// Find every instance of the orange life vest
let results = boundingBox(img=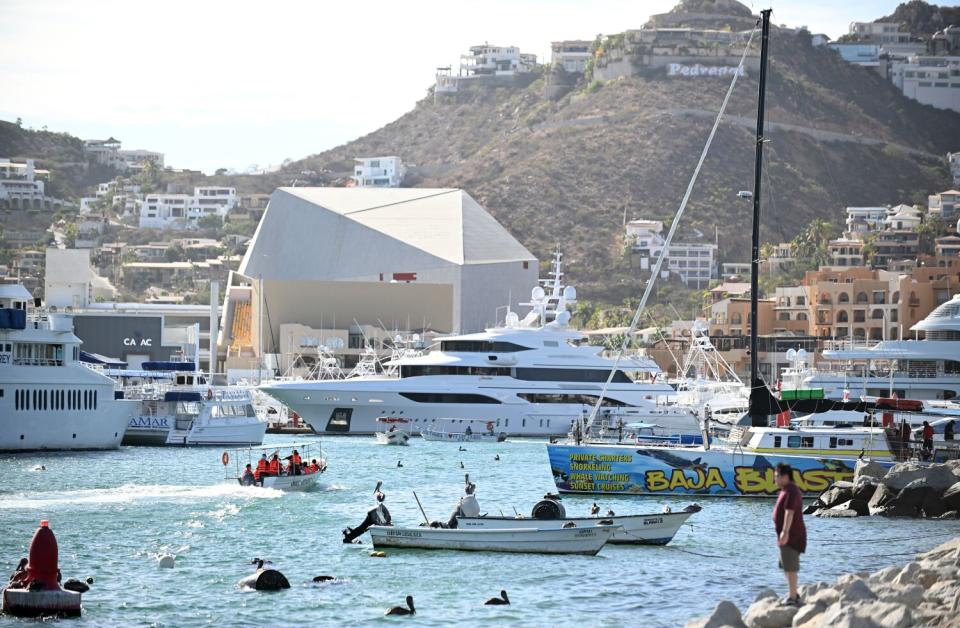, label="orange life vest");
[268,459,280,475]
[292,452,302,466]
